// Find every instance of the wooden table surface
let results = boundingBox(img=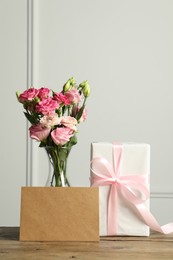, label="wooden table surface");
[0,227,173,260]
